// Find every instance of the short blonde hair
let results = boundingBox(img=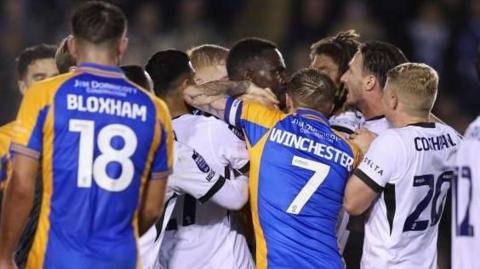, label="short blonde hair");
[187,44,229,69]
[386,63,438,115]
